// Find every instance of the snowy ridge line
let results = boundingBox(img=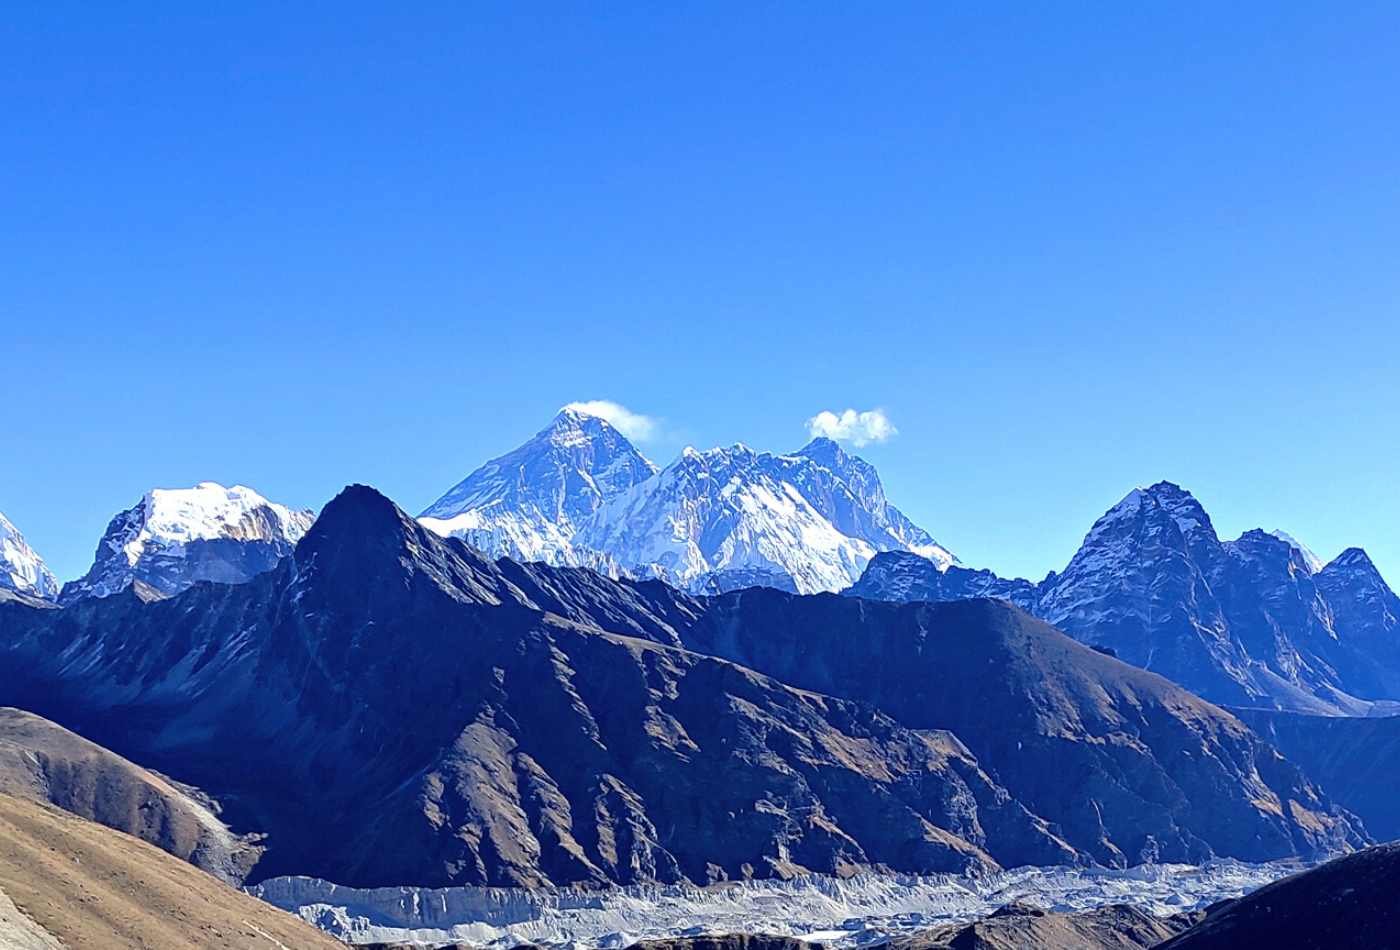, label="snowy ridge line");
[249,858,1311,948]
